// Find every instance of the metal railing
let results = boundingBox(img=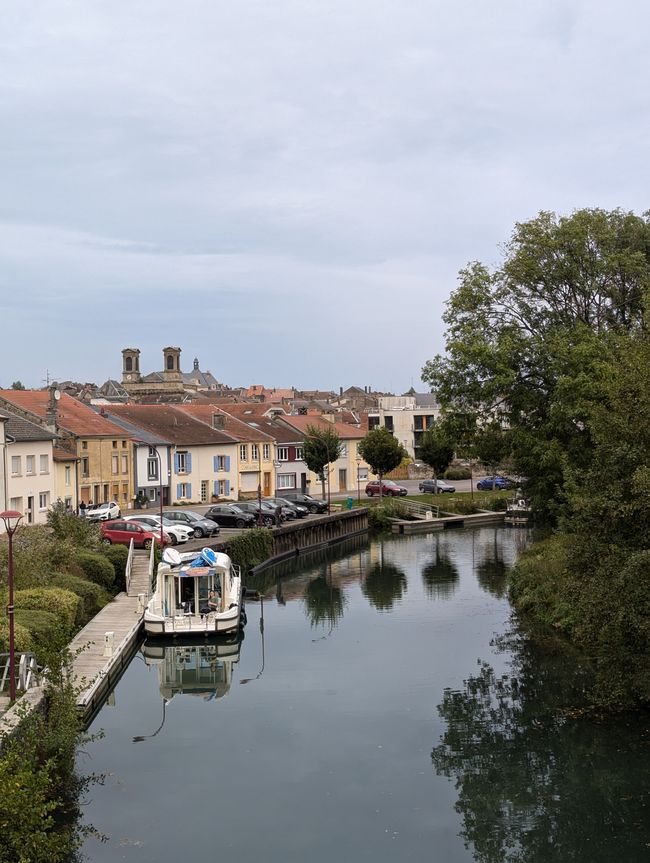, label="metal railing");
[148,539,156,594]
[399,499,440,519]
[125,538,135,594]
[0,652,40,694]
